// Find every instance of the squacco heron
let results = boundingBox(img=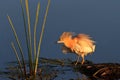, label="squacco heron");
[57,32,95,65]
